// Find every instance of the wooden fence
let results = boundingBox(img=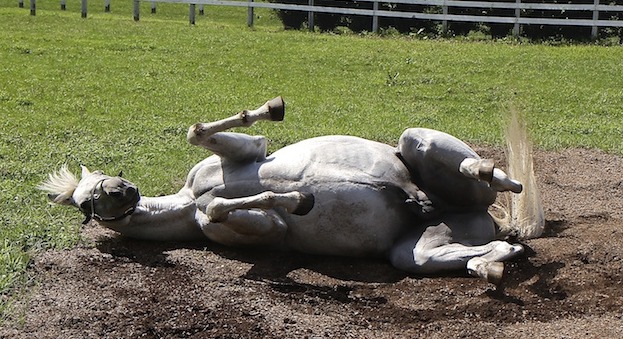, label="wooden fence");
[19,0,623,38]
